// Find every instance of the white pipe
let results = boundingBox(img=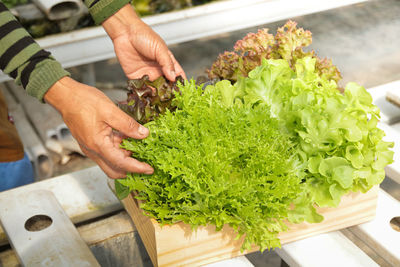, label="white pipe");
[56,123,70,140]
[28,145,54,180]
[32,0,81,20]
